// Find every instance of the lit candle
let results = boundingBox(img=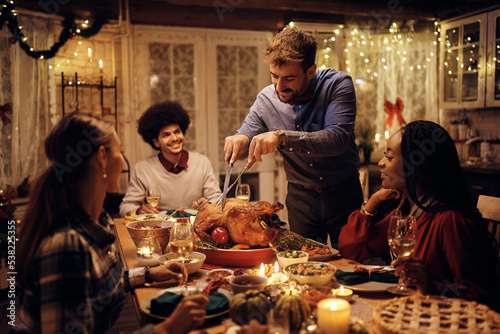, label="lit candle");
[317,298,351,334]
[98,59,103,69]
[87,47,92,59]
[333,285,353,302]
[260,263,265,277]
[268,261,282,284]
[384,130,390,140]
[375,133,380,144]
[136,246,159,266]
